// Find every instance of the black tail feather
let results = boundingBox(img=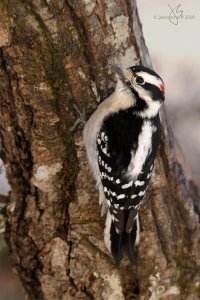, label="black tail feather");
[110,212,138,264]
[124,221,137,262]
[110,221,125,265]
